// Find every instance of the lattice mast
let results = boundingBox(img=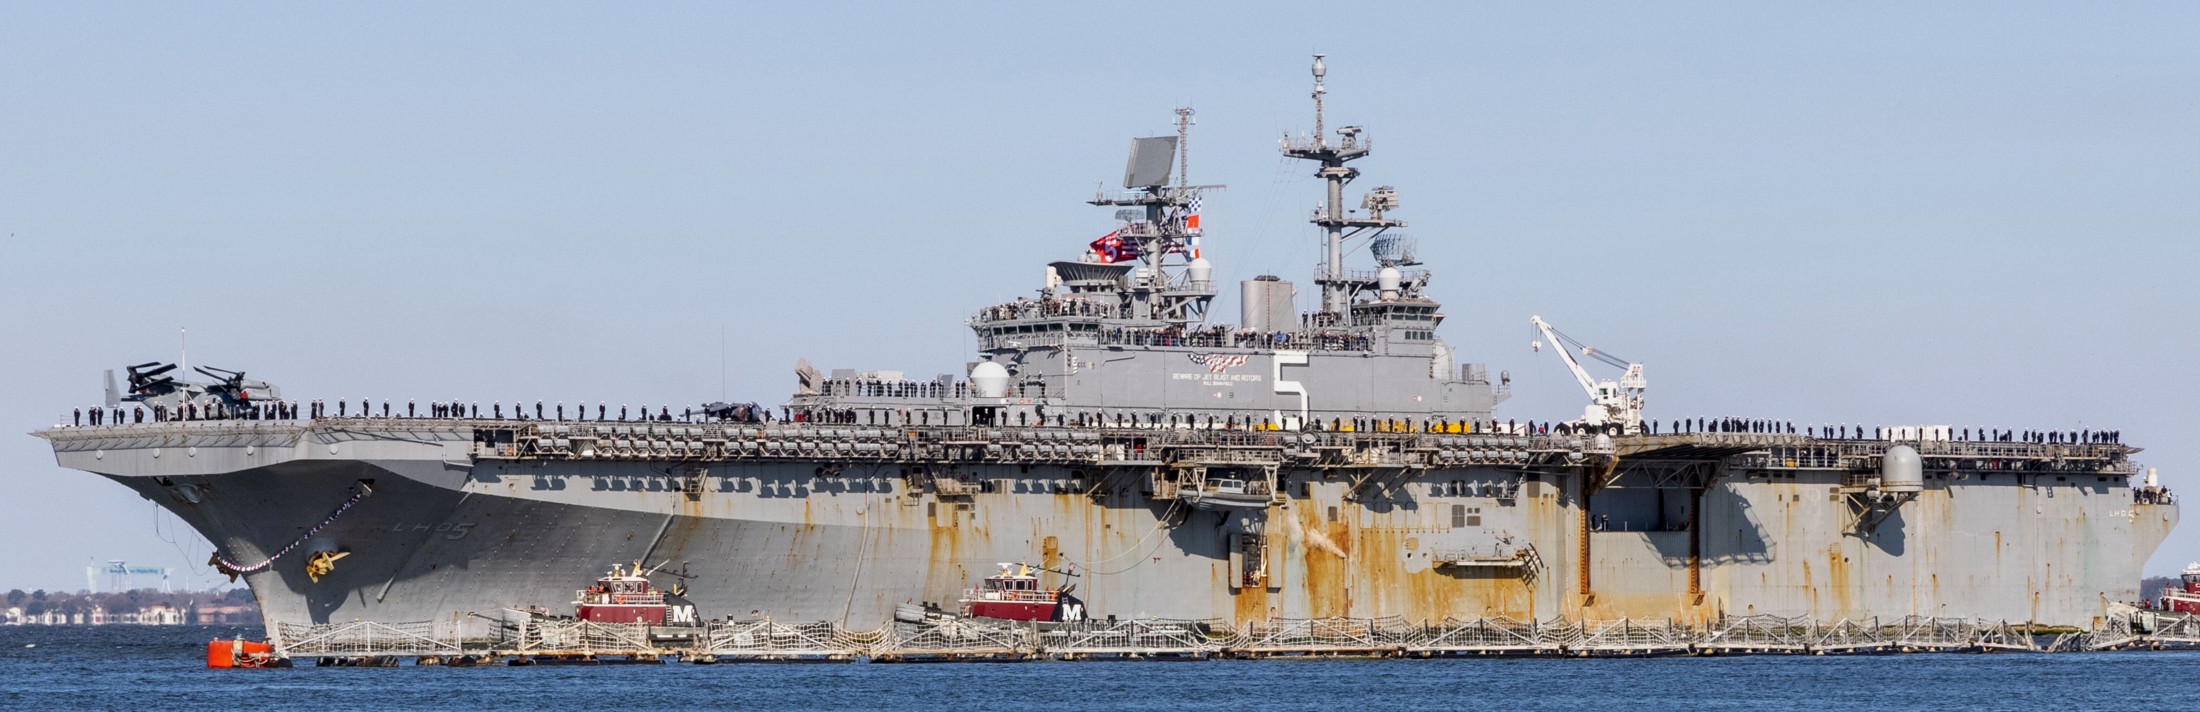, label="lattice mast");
[1088,107,1223,327]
